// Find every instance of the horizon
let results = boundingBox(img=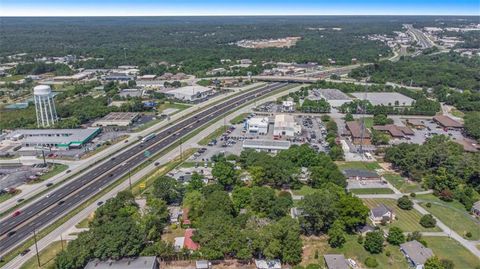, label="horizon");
[1,0,479,16]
